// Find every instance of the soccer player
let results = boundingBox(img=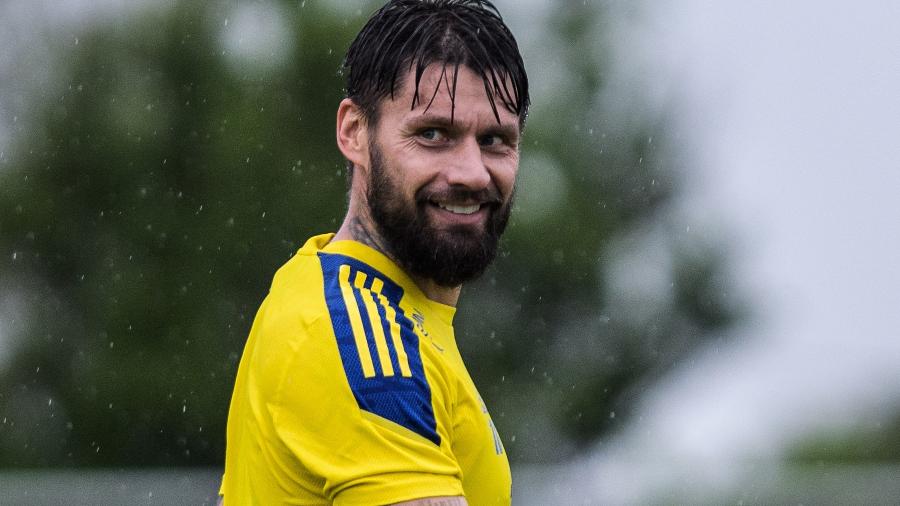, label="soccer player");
[219,1,529,504]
